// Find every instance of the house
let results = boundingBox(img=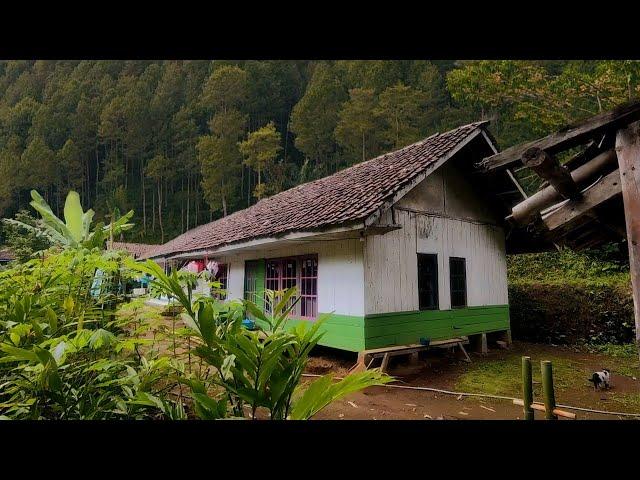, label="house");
[143,122,513,352]
[0,248,14,266]
[110,241,157,260]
